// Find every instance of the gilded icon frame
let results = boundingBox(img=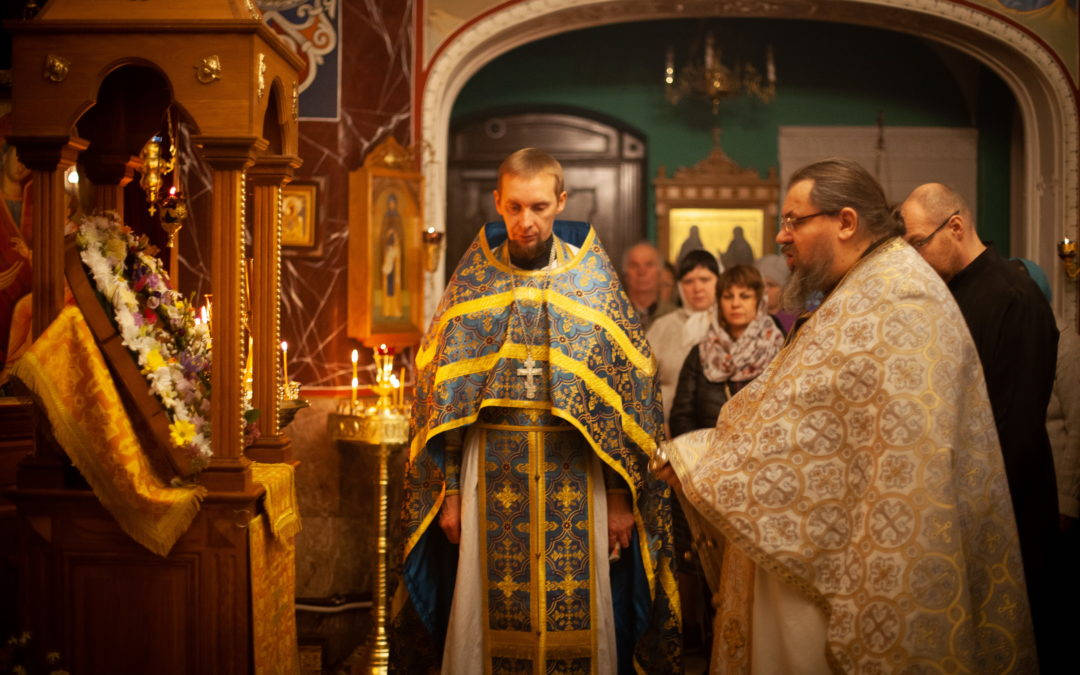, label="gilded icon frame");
[347,139,424,348]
